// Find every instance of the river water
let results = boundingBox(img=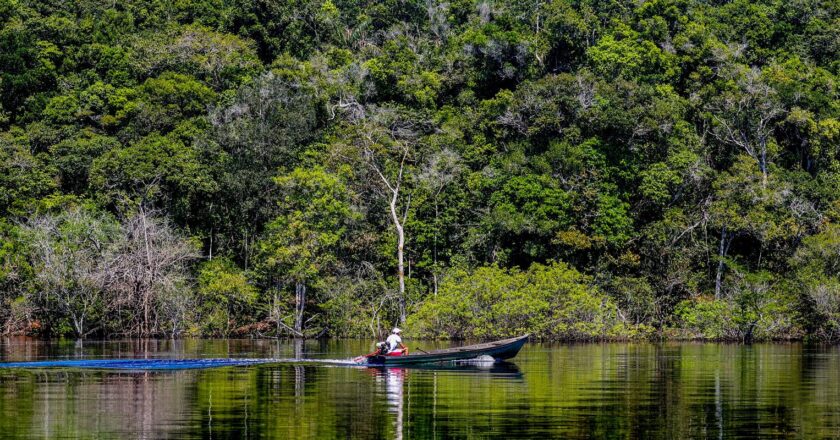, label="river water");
[1,338,839,439]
